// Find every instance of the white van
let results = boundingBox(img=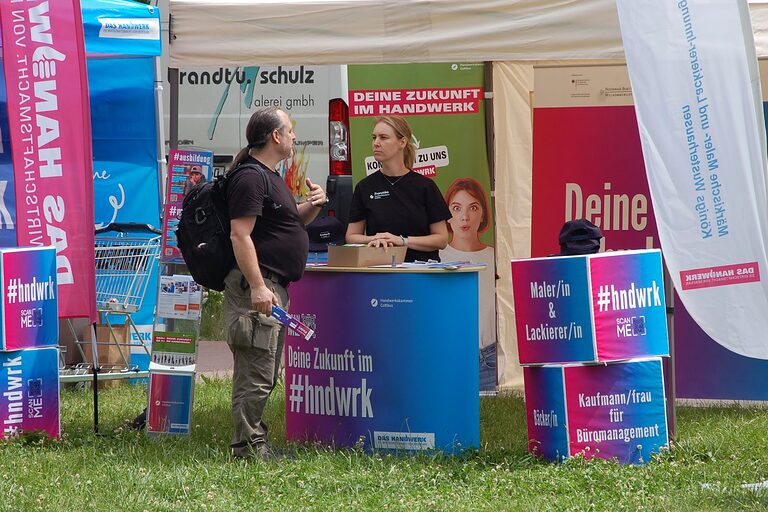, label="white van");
[156,0,351,198]
[155,0,352,227]
[168,64,348,184]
